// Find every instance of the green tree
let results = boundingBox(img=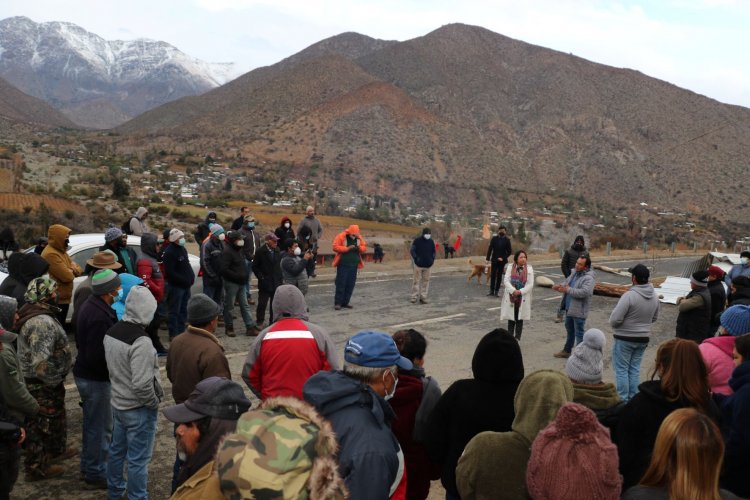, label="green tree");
[112,177,130,199]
